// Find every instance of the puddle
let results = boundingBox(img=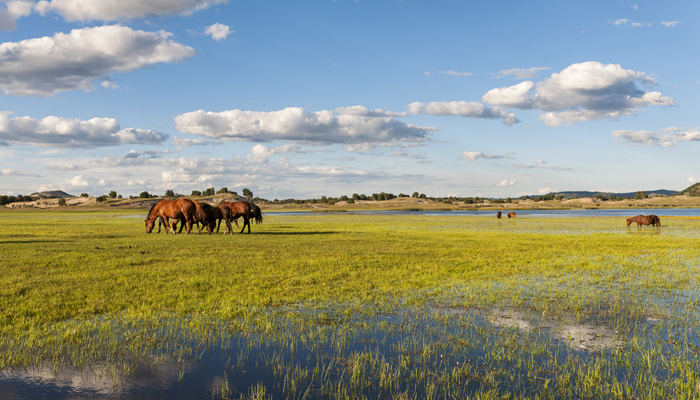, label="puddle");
[486,308,532,332]
[555,324,624,352]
